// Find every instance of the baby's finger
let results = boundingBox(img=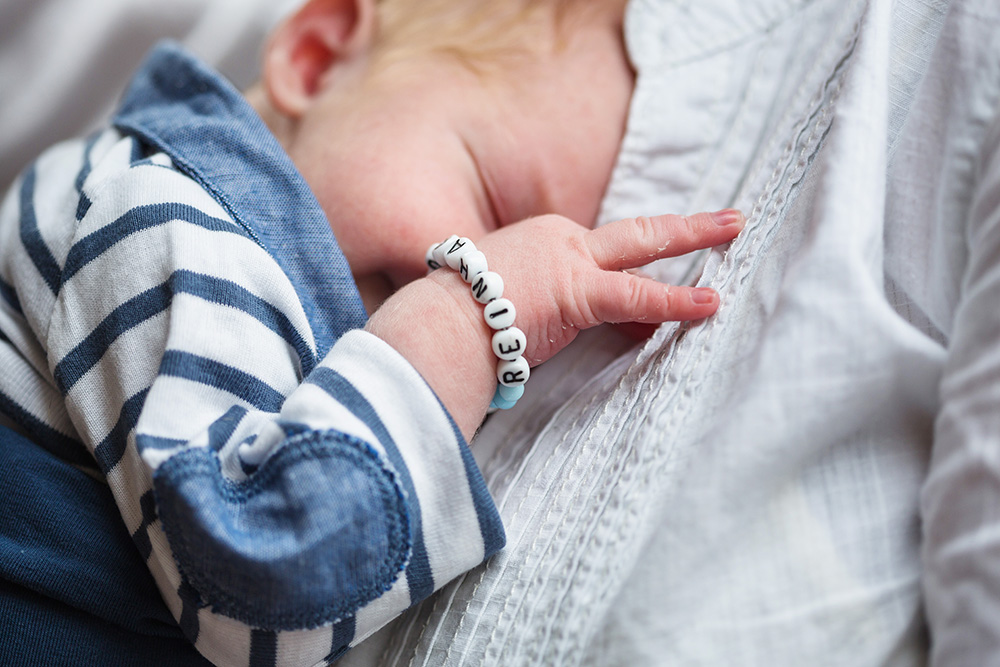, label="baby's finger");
[582,272,720,325]
[586,210,744,271]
